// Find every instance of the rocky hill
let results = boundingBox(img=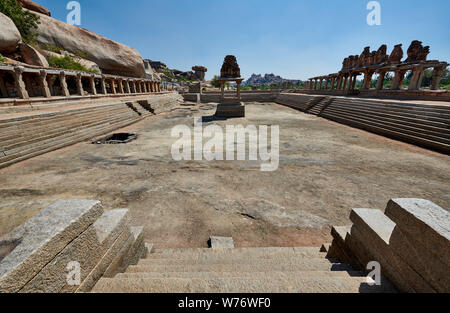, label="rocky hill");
[244,73,301,86]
